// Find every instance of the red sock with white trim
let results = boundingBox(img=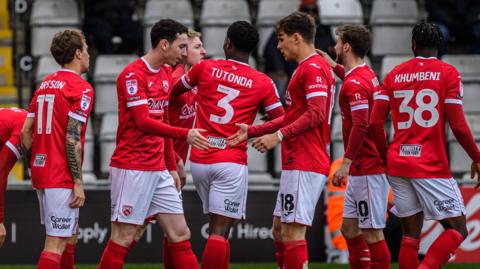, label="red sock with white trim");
[60,243,76,269]
[202,235,227,269]
[283,240,308,269]
[169,240,199,269]
[368,240,390,269]
[98,240,128,269]
[419,229,464,269]
[399,236,420,269]
[346,234,370,269]
[37,250,61,269]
